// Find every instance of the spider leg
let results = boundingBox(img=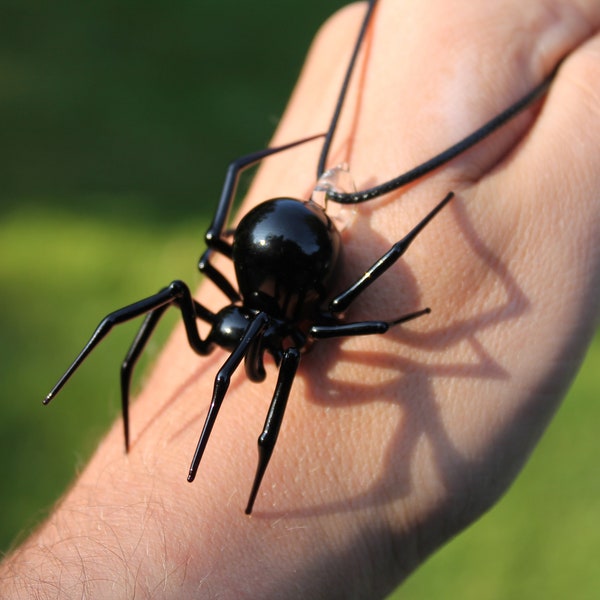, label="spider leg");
[118,297,216,451]
[330,191,454,314]
[245,346,301,515]
[44,281,216,440]
[199,134,324,301]
[317,0,377,178]
[310,307,431,339]
[187,312,270,483]
[120,307,168,451]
